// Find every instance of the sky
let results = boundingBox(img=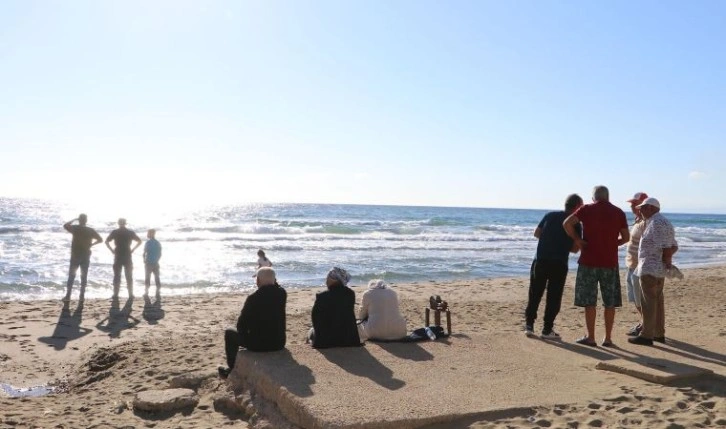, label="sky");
[1,0,725,213]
